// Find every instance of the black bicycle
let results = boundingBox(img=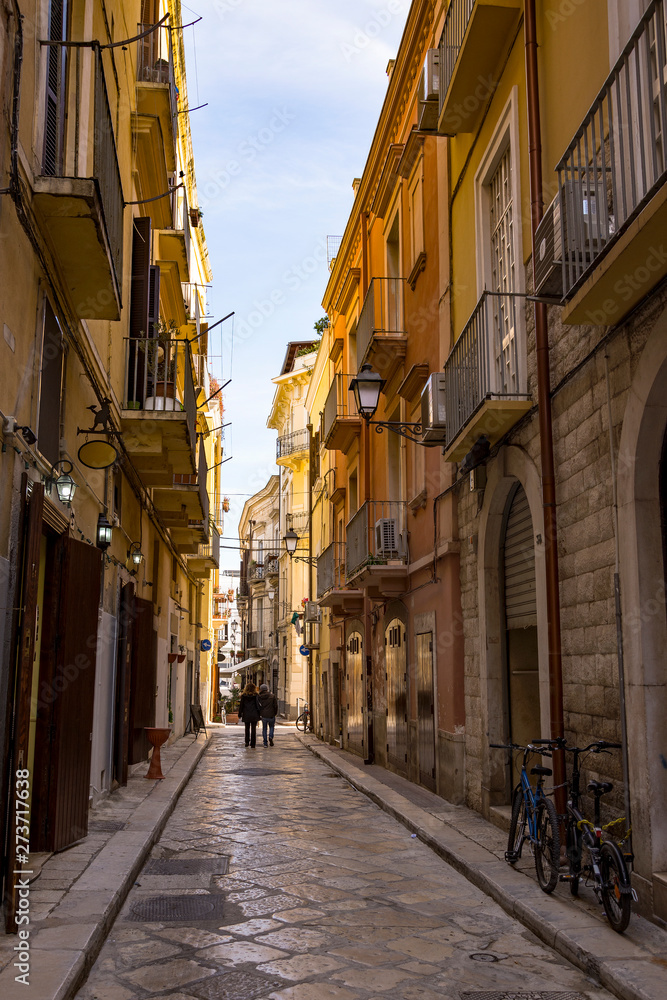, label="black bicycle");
[295,704,309,732]
[491,742,560,893]
[535,737,634,933]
